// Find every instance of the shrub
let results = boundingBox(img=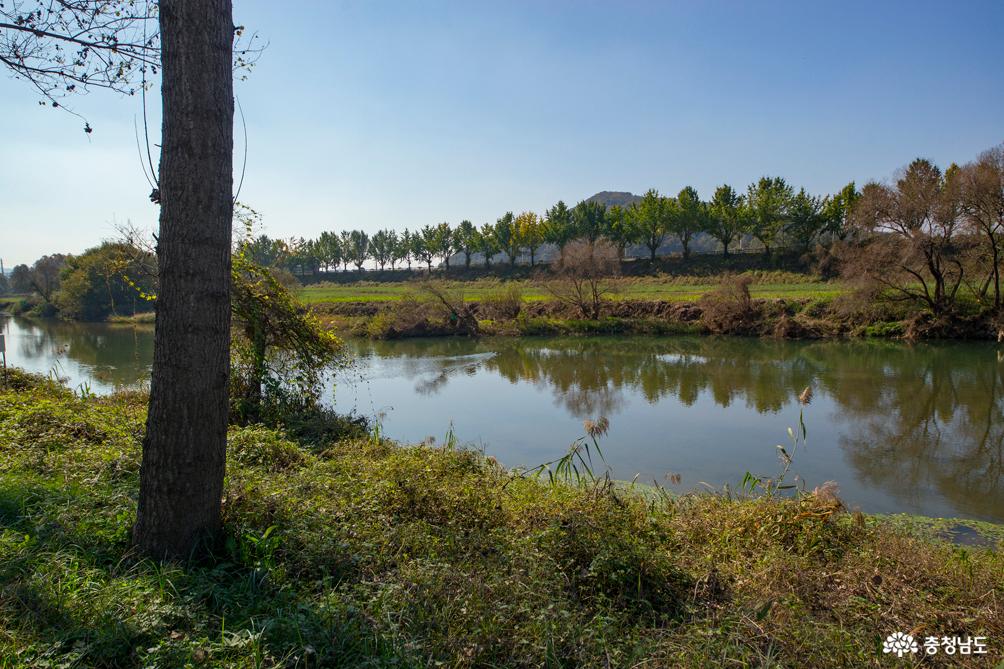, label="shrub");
[0,367,67,394]
[417,281,479,335]
[862,321,906,338]
[699,274,760,334]
[8,298,34,315]
[478,283,523,320]
[541,497,687,615]
[539,239,620,319]
[365,293,431,338]
[227,425,306,471]
[230,255,346,424]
